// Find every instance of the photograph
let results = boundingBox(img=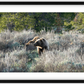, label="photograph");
[0,2,84,82]
[0,12,84,72]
